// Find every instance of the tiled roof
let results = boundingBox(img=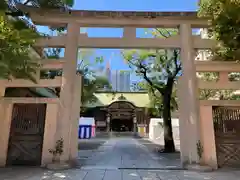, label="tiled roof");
[83,92,150,108]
